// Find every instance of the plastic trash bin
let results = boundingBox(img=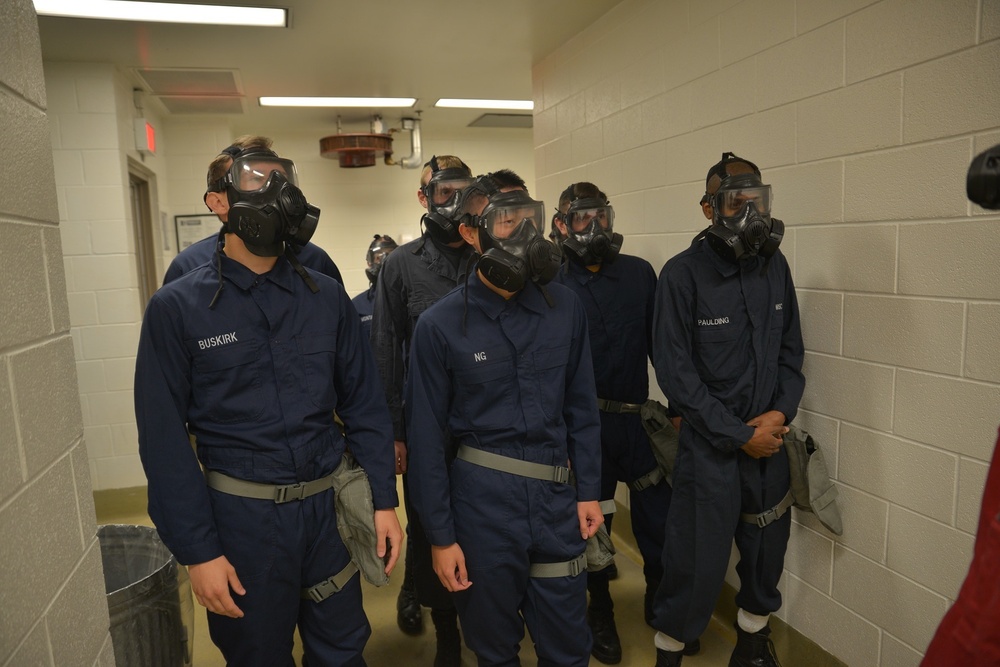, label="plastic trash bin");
[98,524,193,666]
